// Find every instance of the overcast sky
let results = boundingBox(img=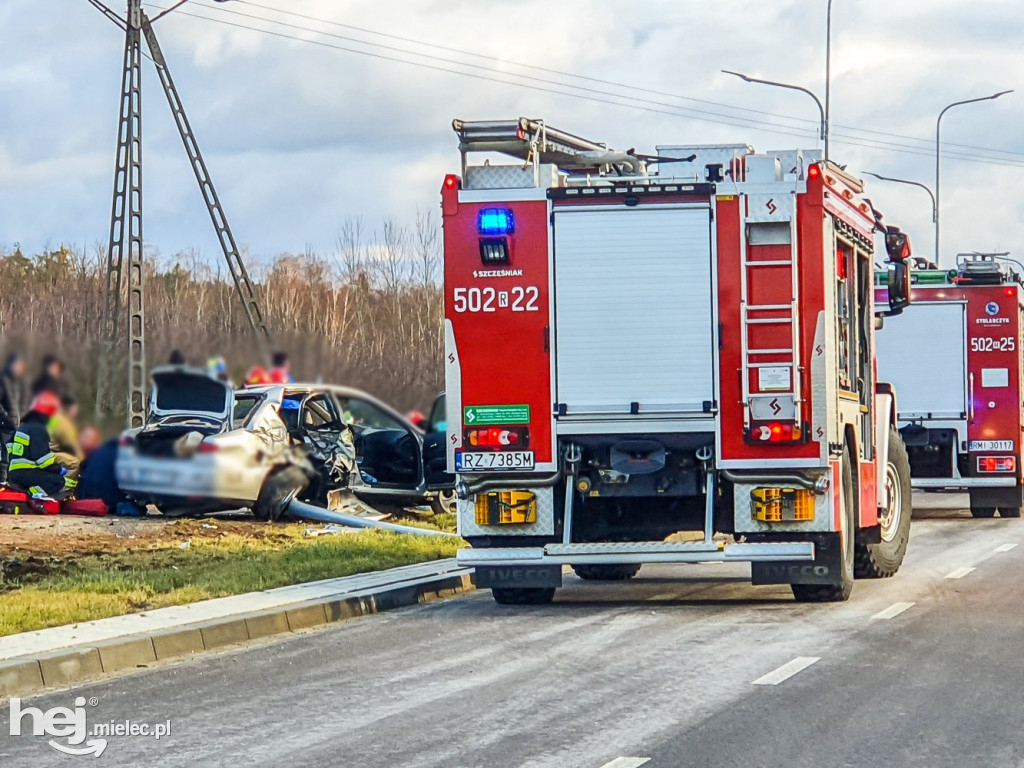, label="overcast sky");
[2,0,1022,269]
